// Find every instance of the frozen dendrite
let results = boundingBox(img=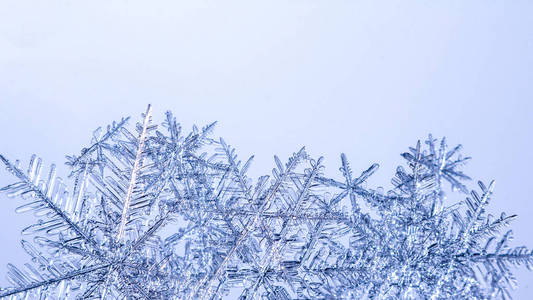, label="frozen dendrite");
[0,105,531,299]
